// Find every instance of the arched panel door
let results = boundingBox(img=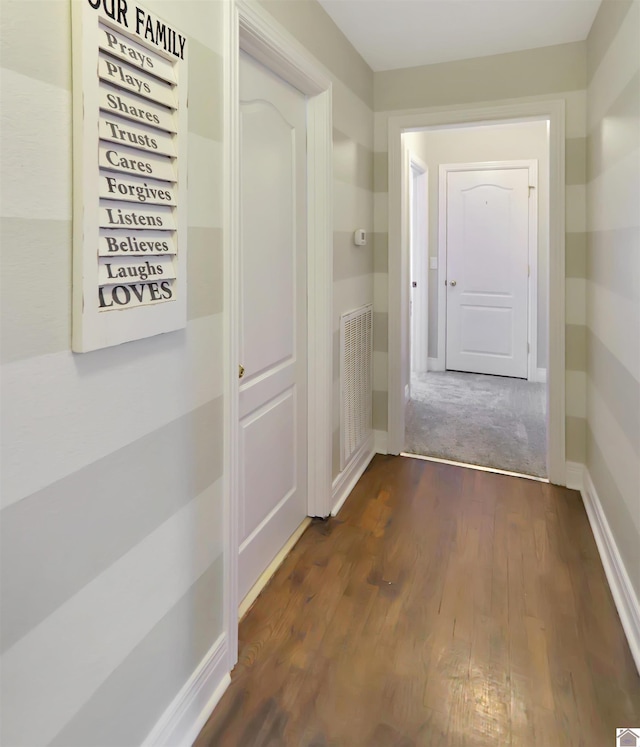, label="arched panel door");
[446,167,530,378]
[238,51,308,602]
